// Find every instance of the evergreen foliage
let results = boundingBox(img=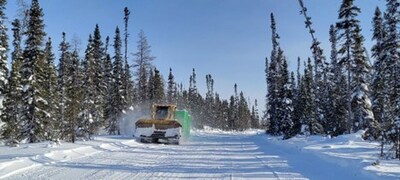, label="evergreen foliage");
[43,37,59,141]
[326,25,348,137]
[0,0,8,127]
[92,24,106,129]
[369,7,385,140]
[122,7,135,109]
[1,19,23,145]
[80,34,98,140]
[21,0,50,143]
[64,49,82,143]
[108,27,124,135]
[1,1,400,162]
[167,68,176,103]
